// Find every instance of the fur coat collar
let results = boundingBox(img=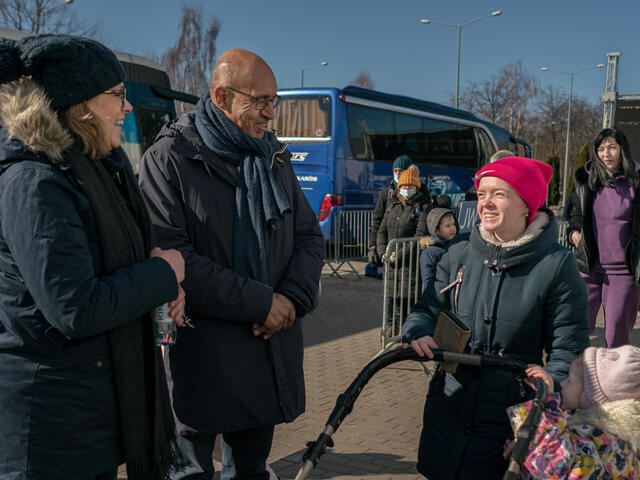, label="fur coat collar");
[479,210,550,248]
[568,398,640,451]
[0,78,73,162]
